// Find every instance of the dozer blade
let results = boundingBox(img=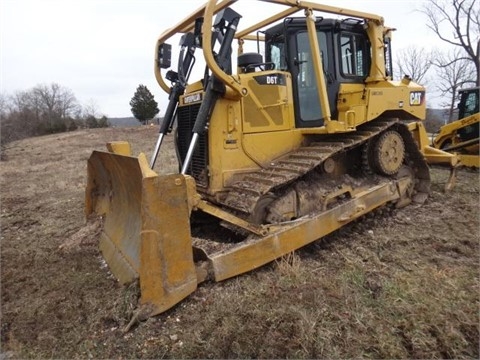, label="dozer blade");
[86,146,198,316]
